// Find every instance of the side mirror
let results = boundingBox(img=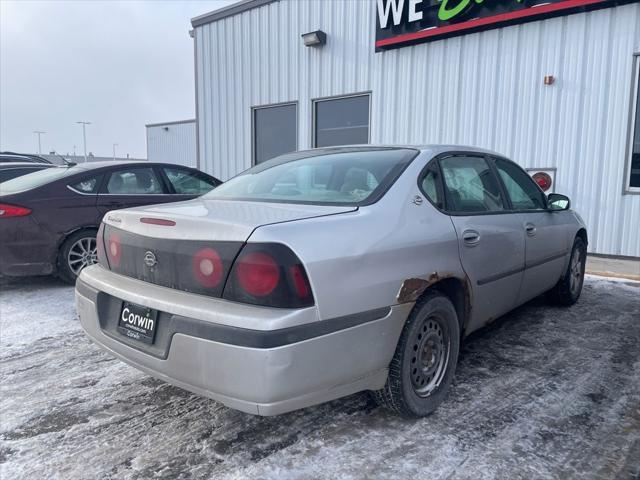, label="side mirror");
[547,193,571,211]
